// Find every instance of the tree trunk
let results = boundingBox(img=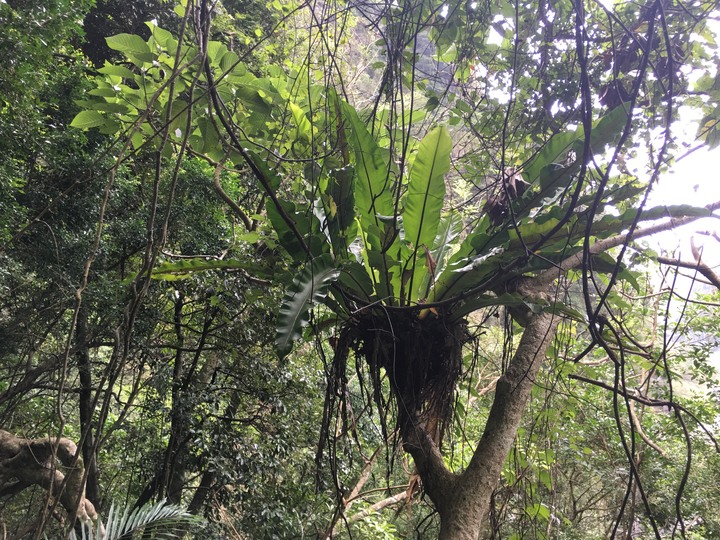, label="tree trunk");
[404,311,559,539]
[0,430,99,525]
[76,306,101,507]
